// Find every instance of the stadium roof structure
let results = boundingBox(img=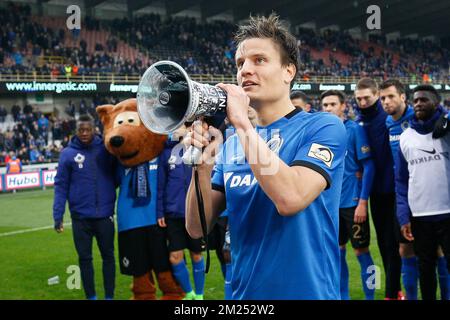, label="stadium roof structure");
[7,0,450,39]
